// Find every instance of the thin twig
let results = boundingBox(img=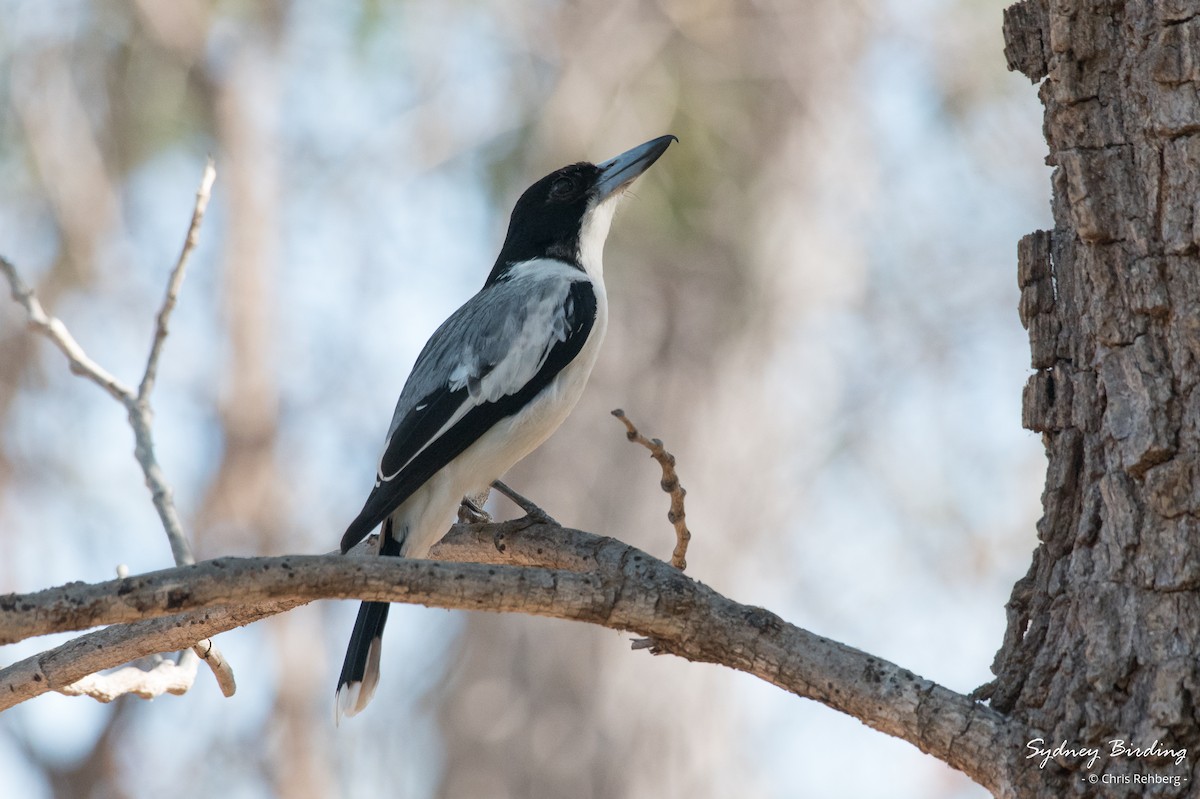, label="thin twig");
[139,156,216,403]
[127,411,193,565]
[130,158,213,567]
[0,160,235,700]
[190,636,237,697]
[0,256,135,403]
[611,409,691,571]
